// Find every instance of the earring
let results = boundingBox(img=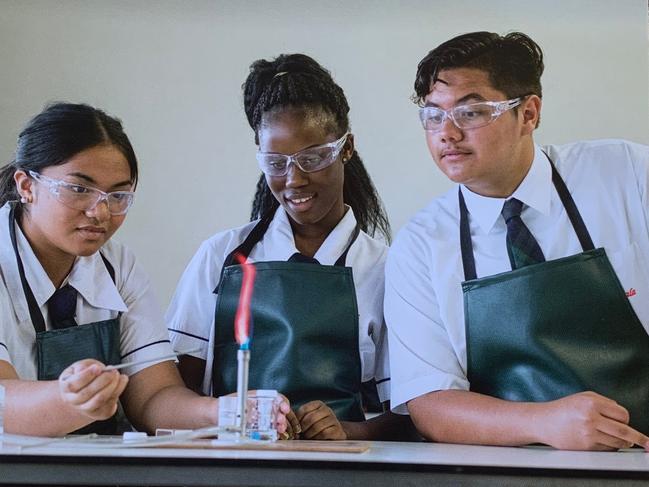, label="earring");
[20,195,32,204]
